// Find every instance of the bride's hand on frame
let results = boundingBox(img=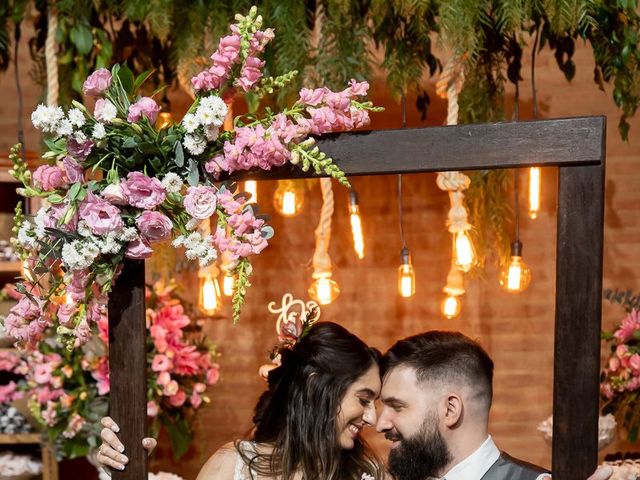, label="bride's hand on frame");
[96,416,157,471]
